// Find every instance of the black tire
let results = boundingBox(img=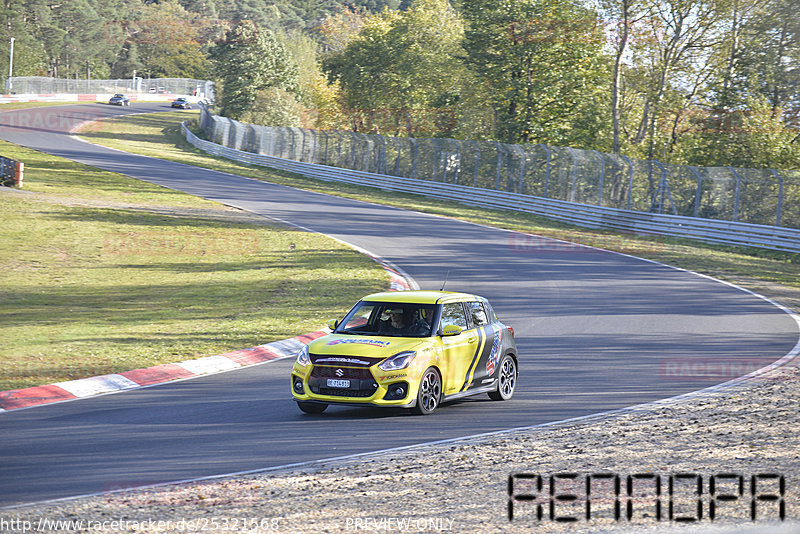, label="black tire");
[412,367,441,415]
[297,401,327,414]
[488,355,517,401]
